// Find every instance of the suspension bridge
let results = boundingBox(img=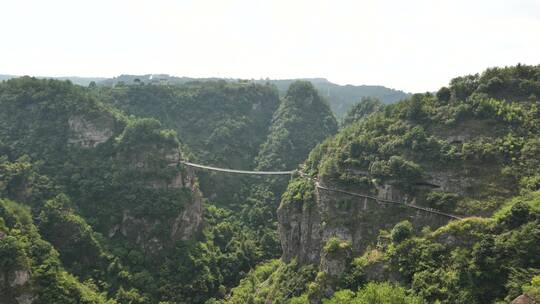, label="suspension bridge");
[181,161,462,220]
[180,161,295,175]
